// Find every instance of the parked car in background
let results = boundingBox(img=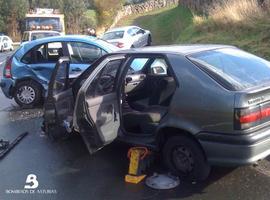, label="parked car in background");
[102,26,151,49]
[0,35,118,107]
[21,30,61,45]
[43,45,270,181]
[0,35,13,52]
